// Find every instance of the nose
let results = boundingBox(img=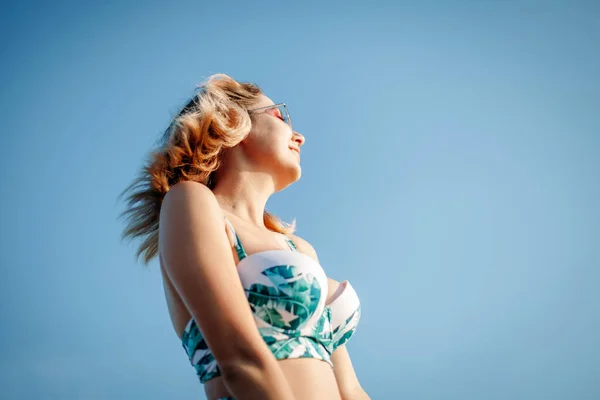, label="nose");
[292,131,305,147]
